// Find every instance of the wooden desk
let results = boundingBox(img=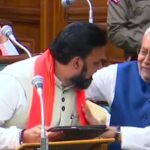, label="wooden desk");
[16,138,115,150]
